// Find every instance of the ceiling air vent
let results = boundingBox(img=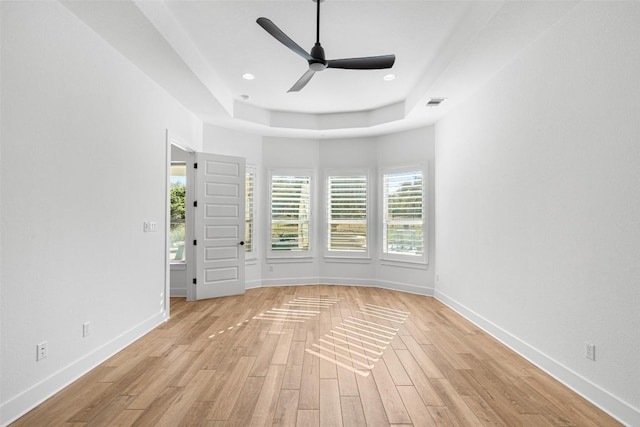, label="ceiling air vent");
[426,98,446,107]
